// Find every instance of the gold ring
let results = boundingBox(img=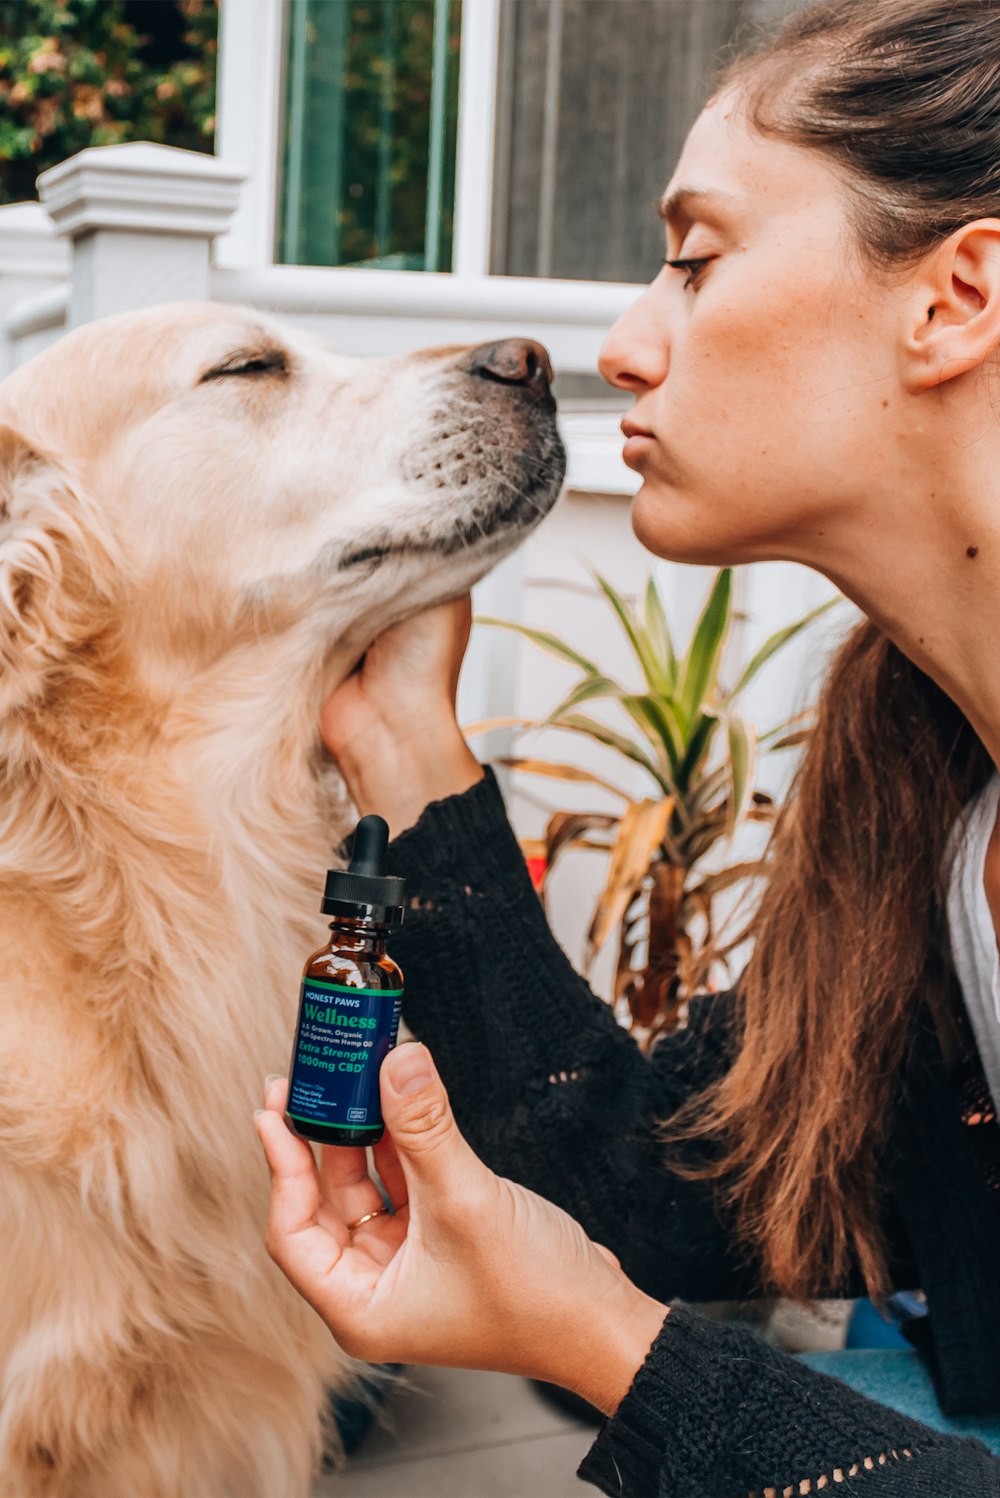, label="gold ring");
[347,1206,390,1231]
